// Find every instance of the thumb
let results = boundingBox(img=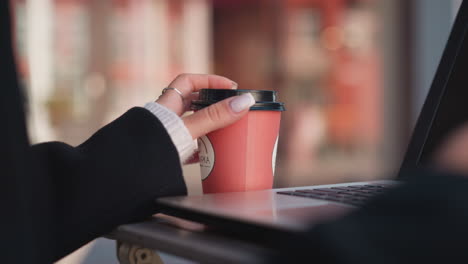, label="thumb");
[184,93,255,139]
